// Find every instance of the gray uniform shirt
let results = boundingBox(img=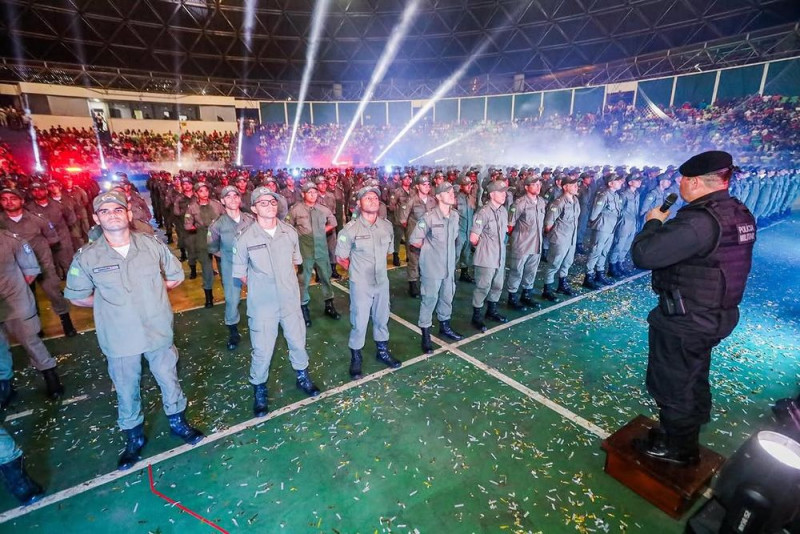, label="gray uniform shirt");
[471,203,508,268]
[409,206,459,280]
[335,216,394,286]
[509,194,545,258]
[544,195,580,246]
[589,188,622,234]
[232,220,303,320]
[64,233,185,358]
[208,212,255,259]
[0,230,40,321]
